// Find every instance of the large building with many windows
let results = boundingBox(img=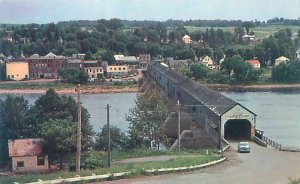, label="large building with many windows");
[28,52,67,79]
